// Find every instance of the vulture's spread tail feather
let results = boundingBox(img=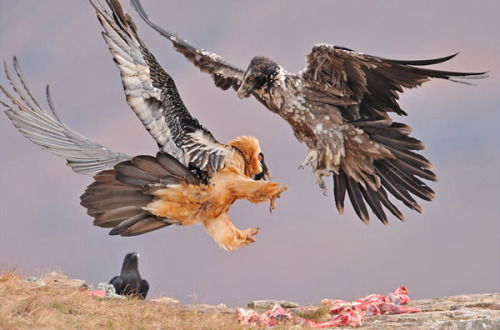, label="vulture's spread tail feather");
[81,152,201,236]
[333,120,436,224]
